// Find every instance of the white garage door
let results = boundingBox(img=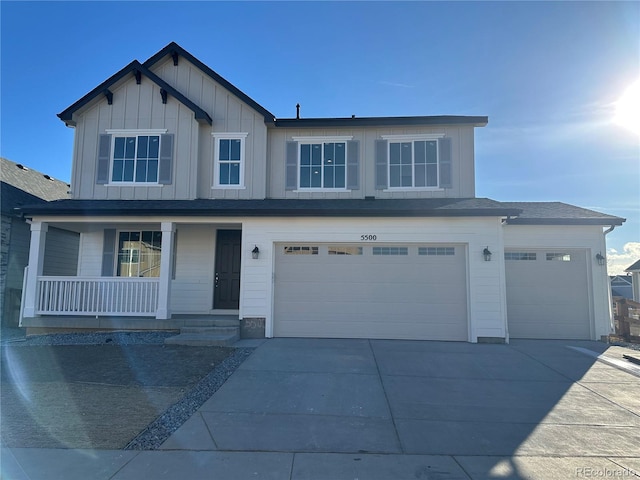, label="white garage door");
[505,249,591,339]
[274,244,468,341]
